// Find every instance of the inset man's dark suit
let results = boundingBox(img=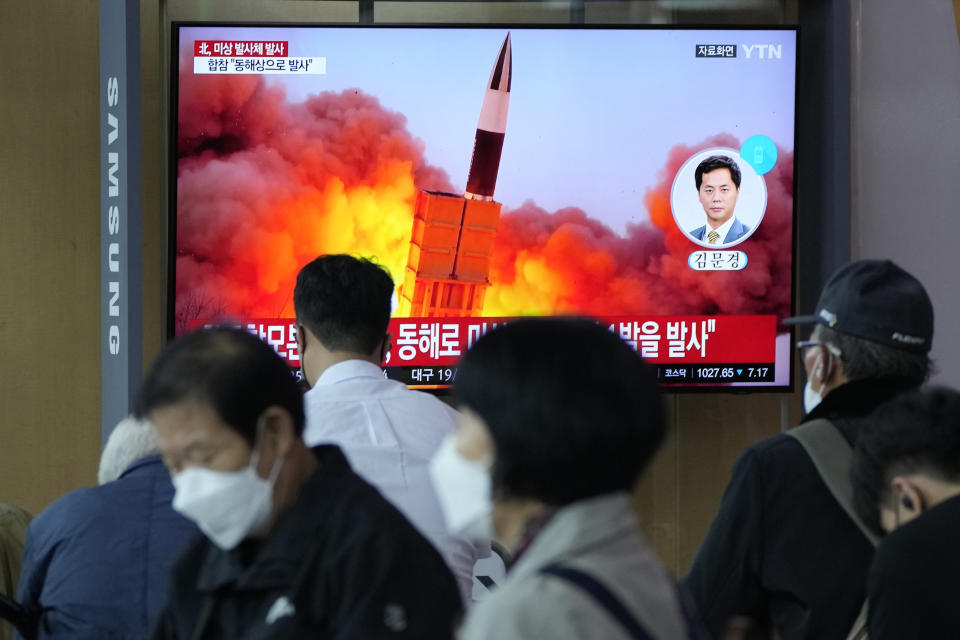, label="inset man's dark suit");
[689,218,751,246]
